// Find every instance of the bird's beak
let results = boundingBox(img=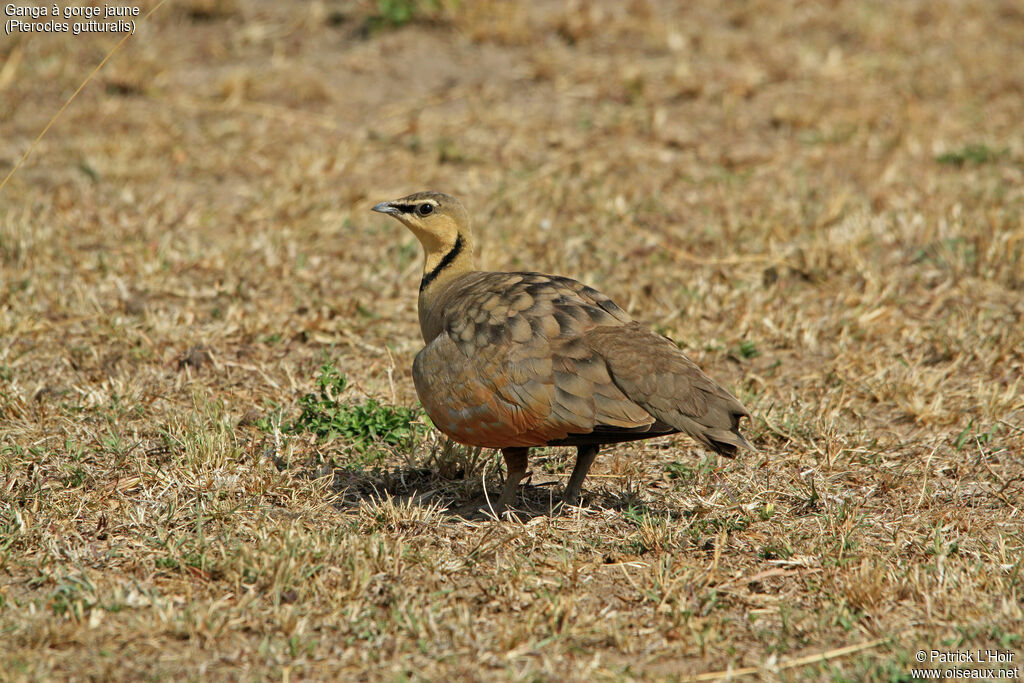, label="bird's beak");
[372,201,400,216]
